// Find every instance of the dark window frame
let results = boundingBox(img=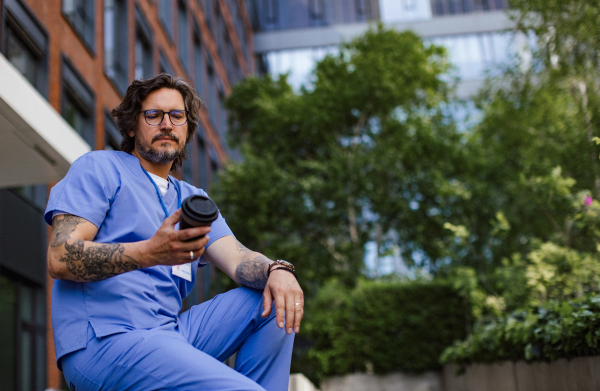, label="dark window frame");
[193,21,203,95]
[1,0,49,97]
[158,0,174,42]
[61,56,96,148]
[178,0,190,74]
[62,0,95,54]
[104,109,122,150]
[134,4,154,79]
[159,49,174,74]
[0,269,46,391]
[104,0,129,95]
